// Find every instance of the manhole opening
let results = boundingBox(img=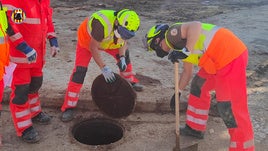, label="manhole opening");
[72,118,124,145]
